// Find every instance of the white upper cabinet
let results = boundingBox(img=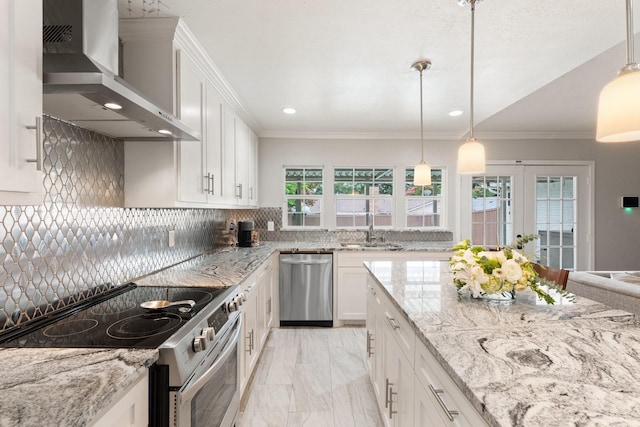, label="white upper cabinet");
[120,17,257,209]
[176,49,206,204]
[0,0,44,205]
